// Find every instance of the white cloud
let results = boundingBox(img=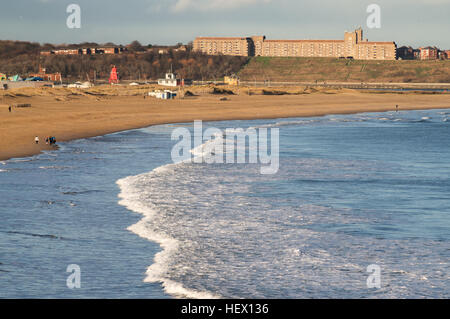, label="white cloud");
[171,0,271,12]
